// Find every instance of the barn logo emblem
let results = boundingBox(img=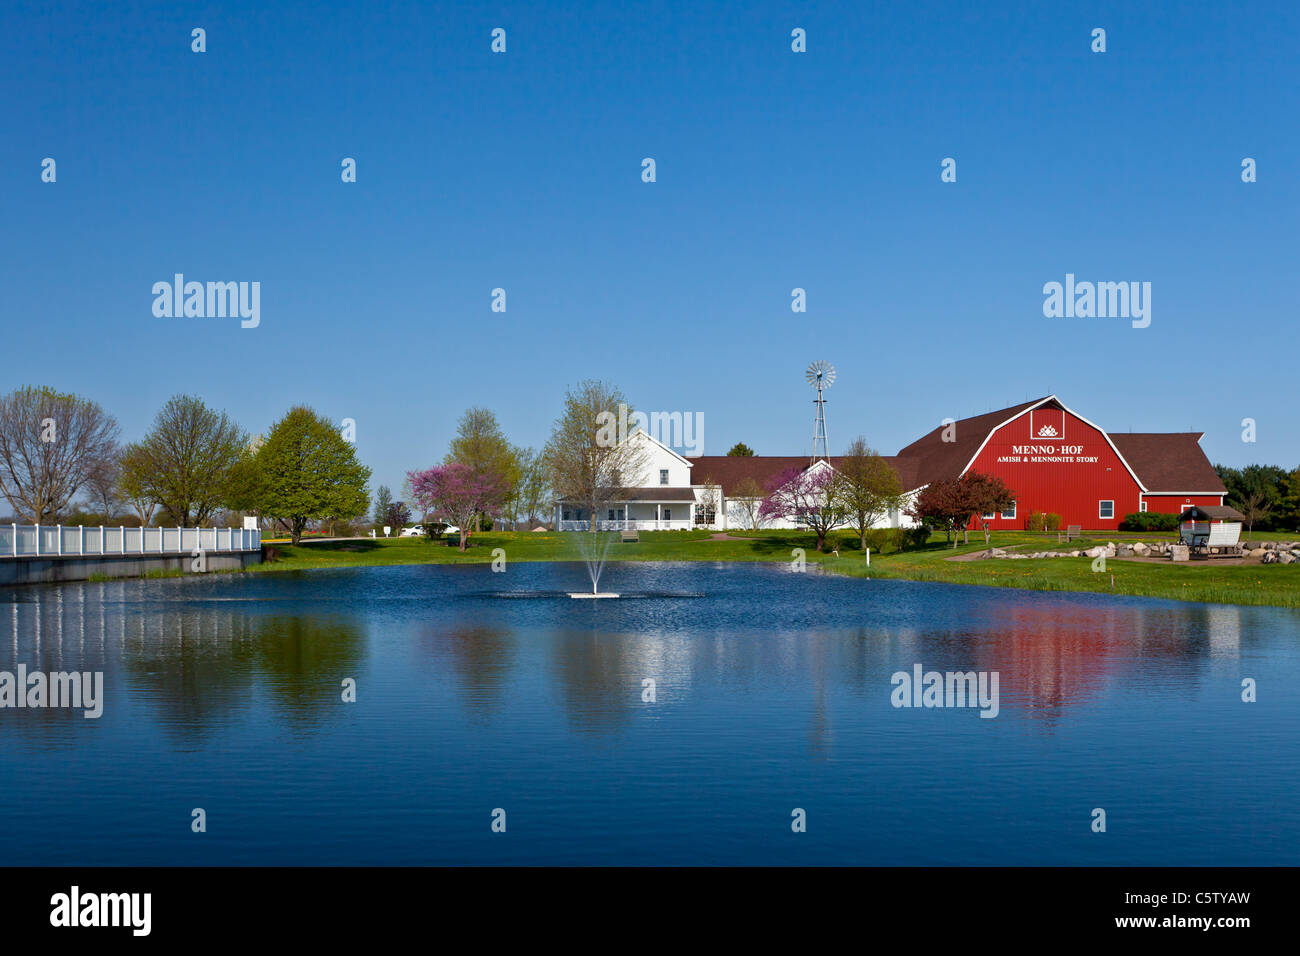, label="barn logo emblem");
[1029,408,1066,441]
